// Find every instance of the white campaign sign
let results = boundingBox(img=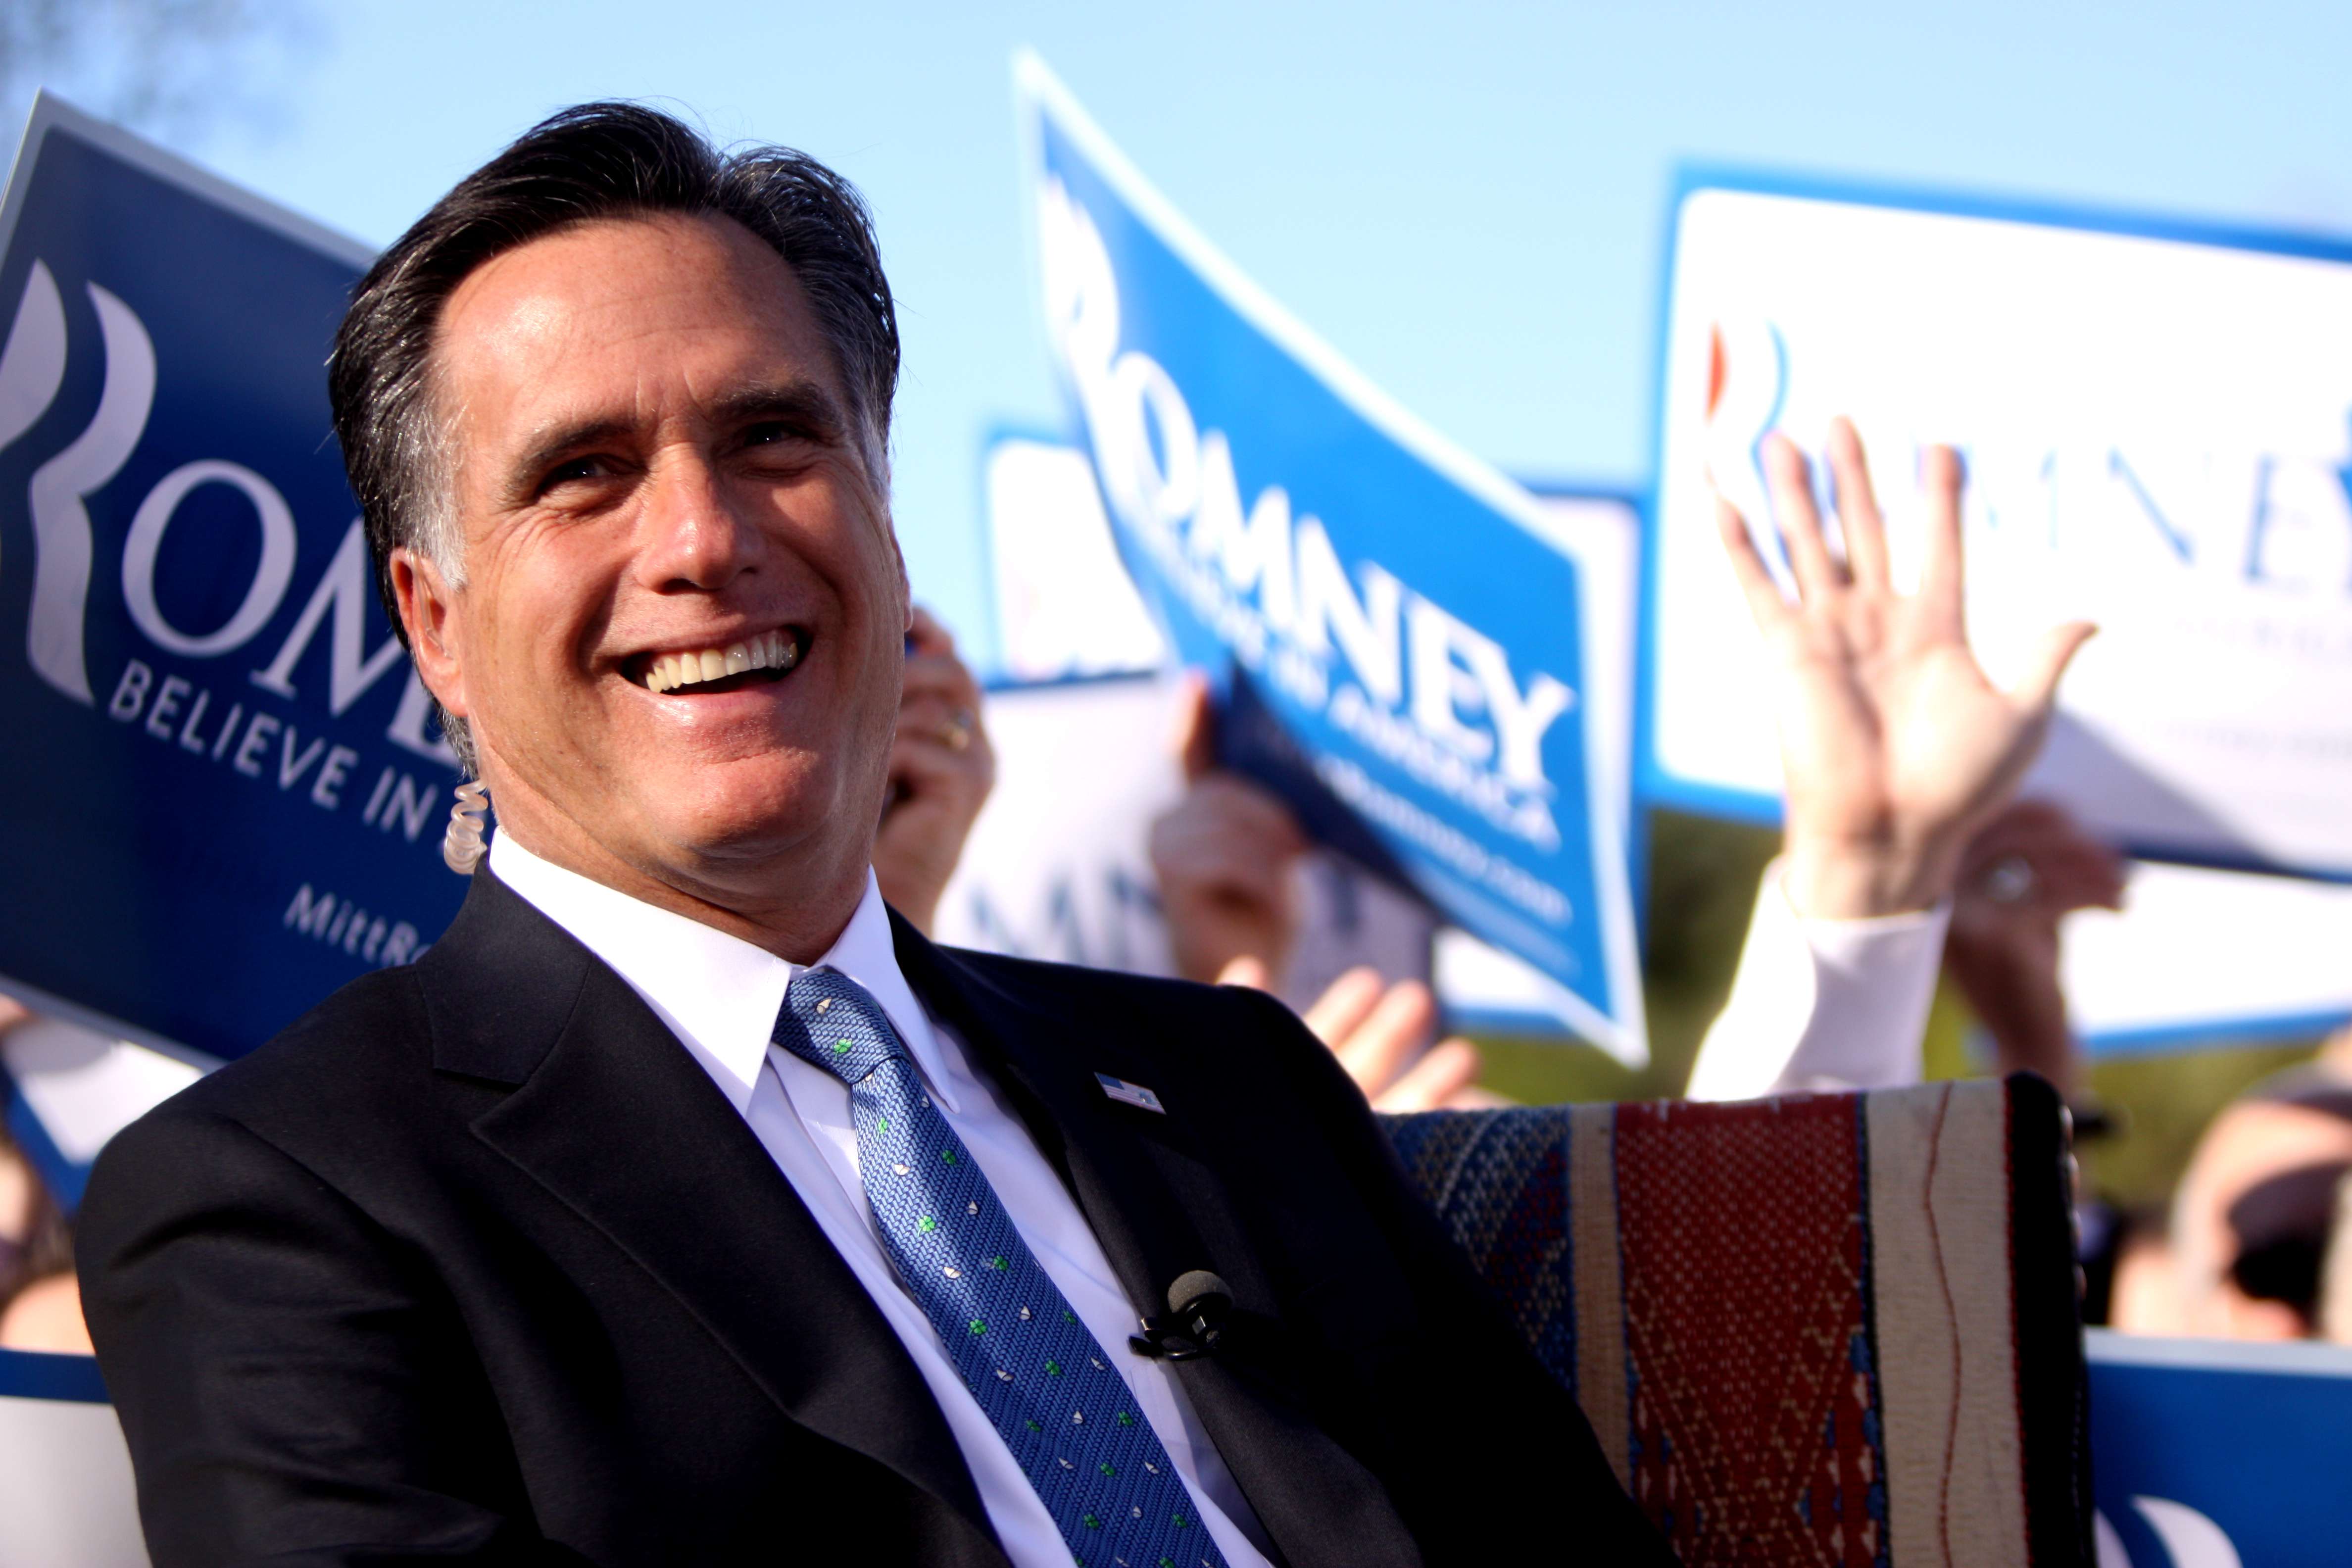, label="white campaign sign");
[2062,860,2352,1052]
[1651,184,2352,878]
[982,436,1166,682]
